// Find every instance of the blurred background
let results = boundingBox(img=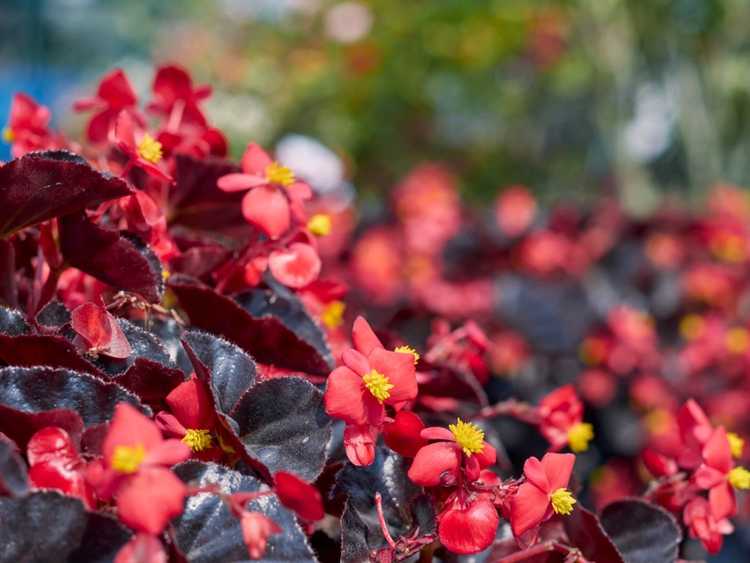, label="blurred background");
[3,0,750,209]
